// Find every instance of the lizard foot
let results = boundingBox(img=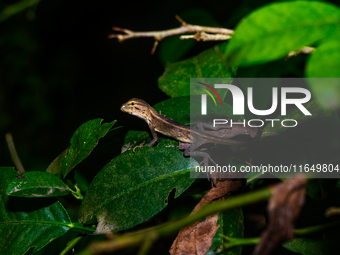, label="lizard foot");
[190,151,217,186]
[133,142,145,154]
